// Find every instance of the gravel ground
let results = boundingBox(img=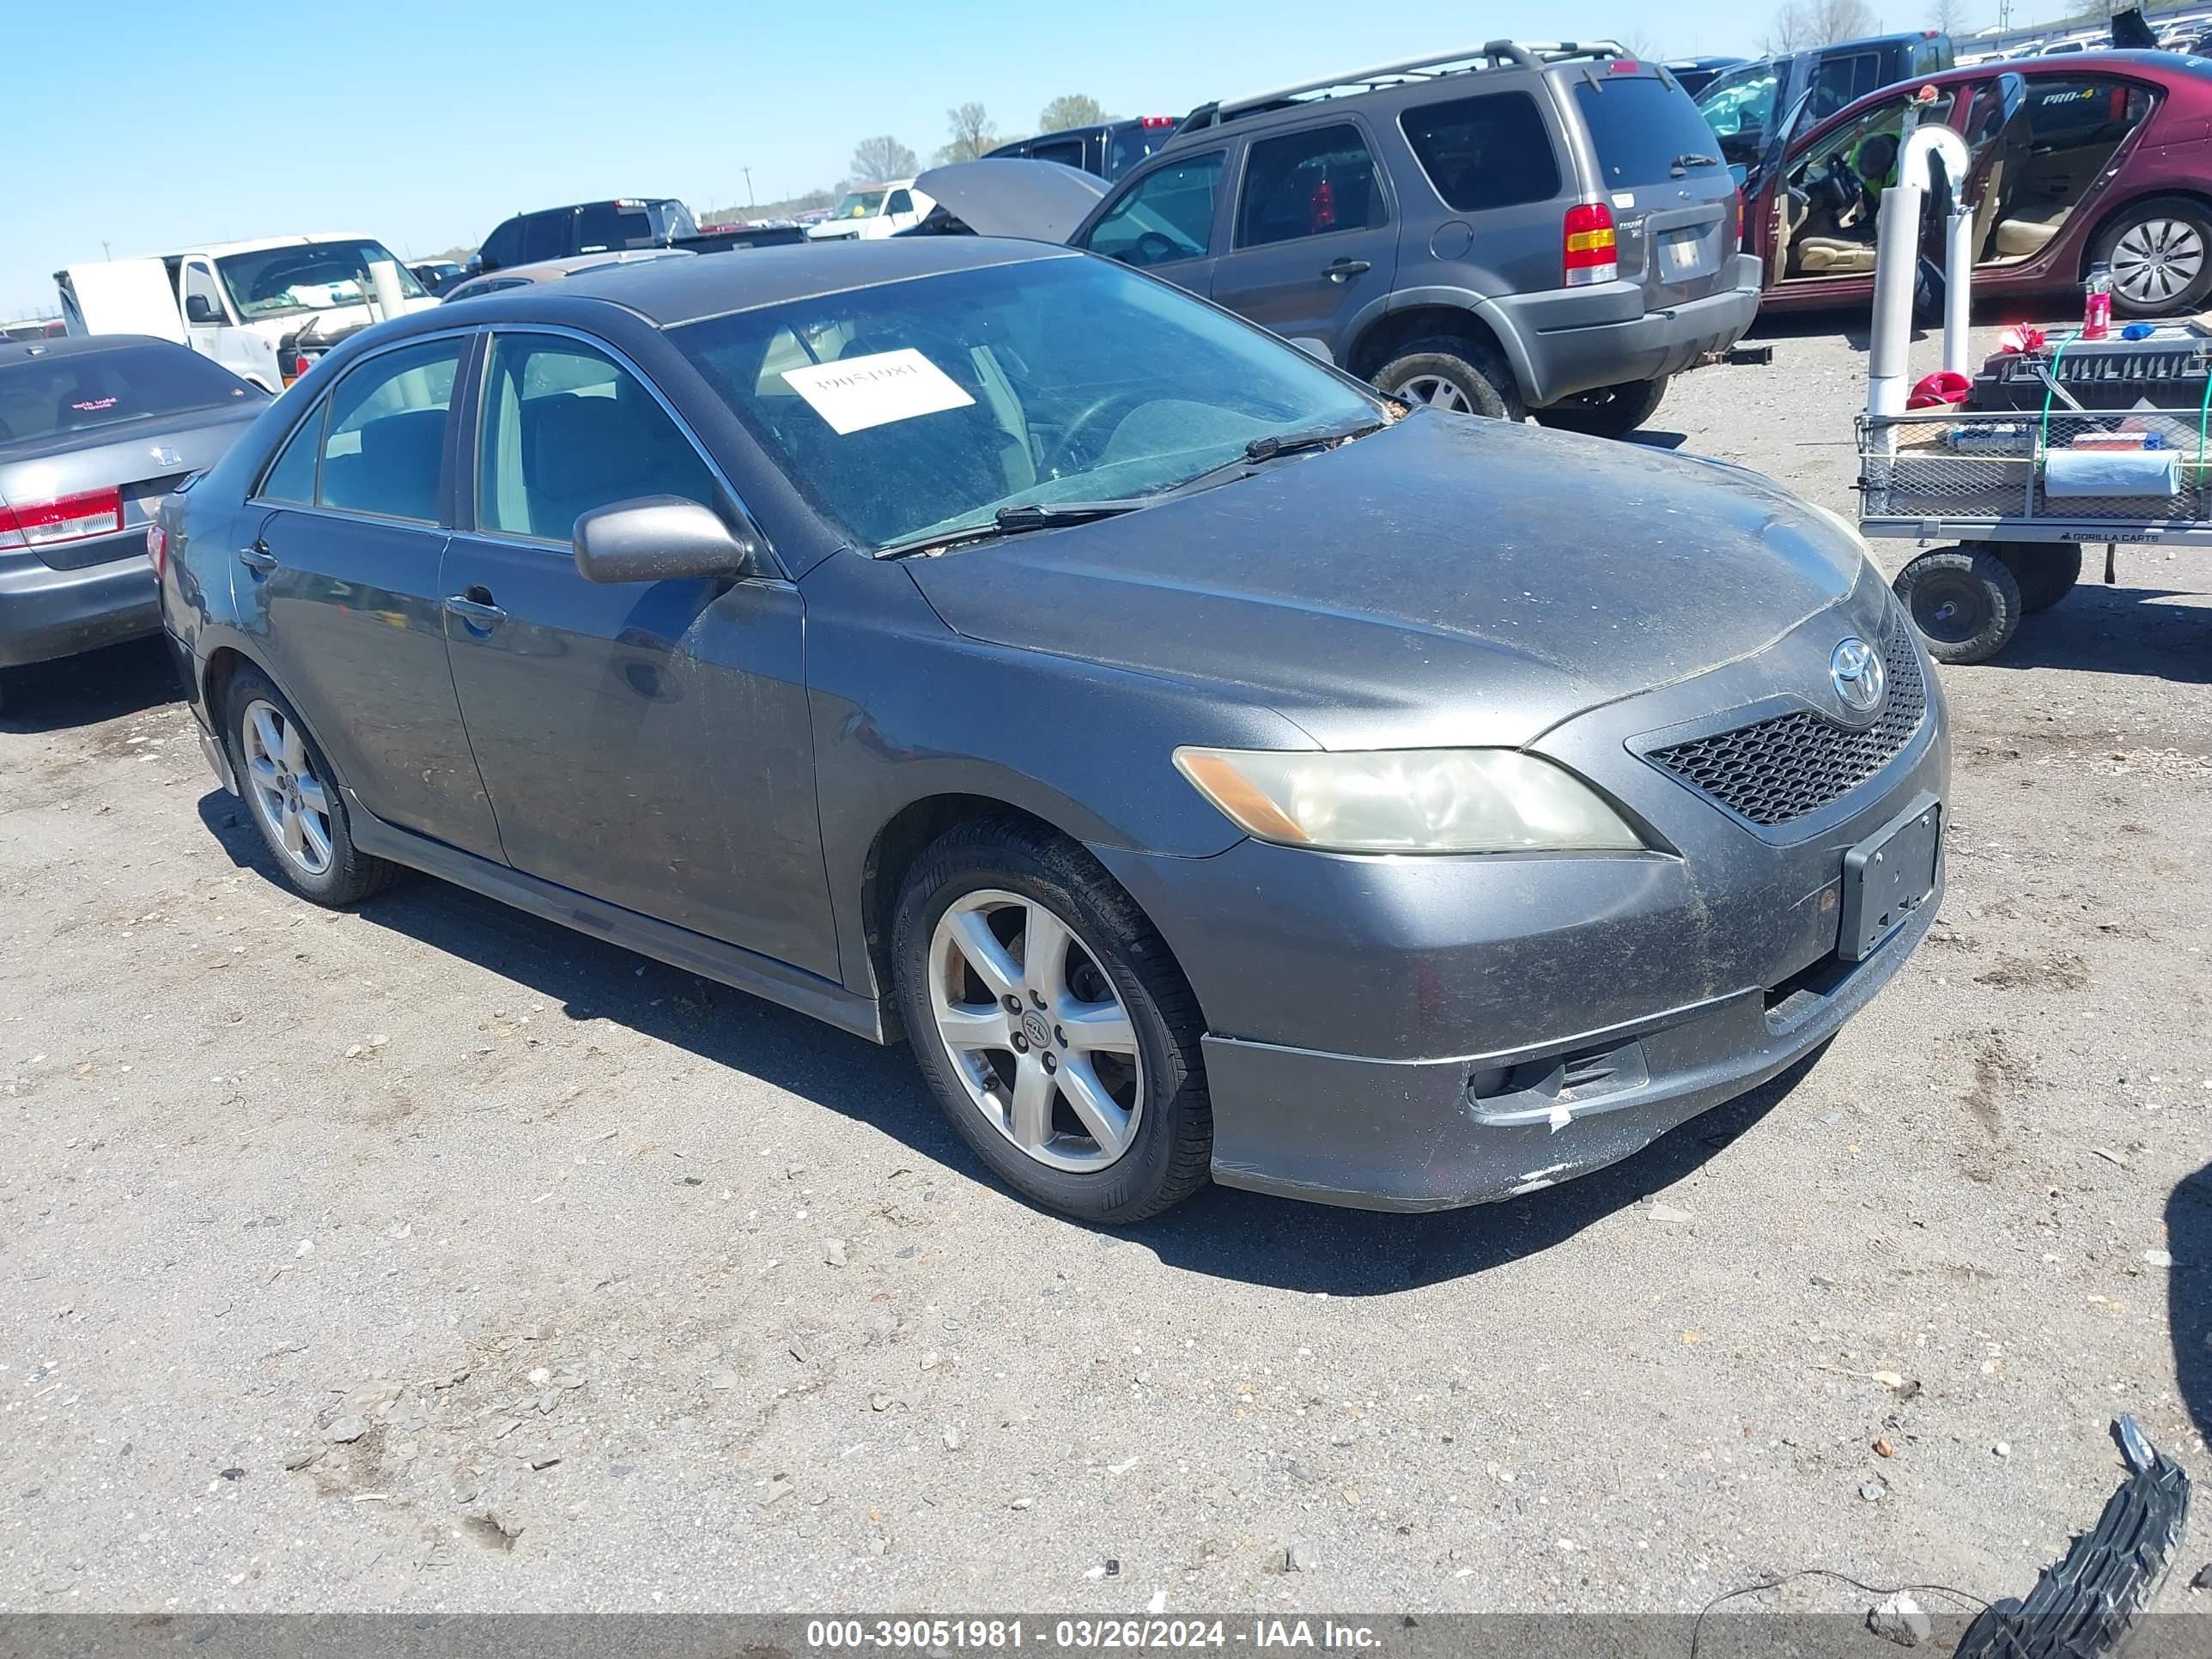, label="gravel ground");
[1,313,2207,1621]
